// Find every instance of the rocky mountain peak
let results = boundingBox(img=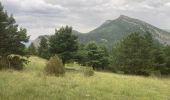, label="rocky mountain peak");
[118,15,131,20]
